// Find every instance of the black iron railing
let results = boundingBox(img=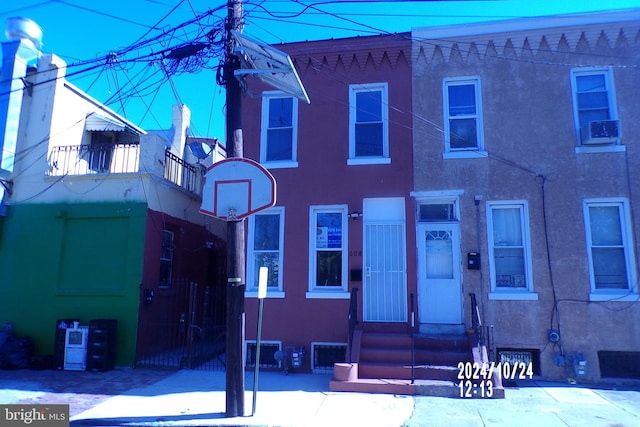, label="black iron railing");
[469,292,494,362]
[410,292,416,384]
[347,287,359,362]
[164,149,203,195]
[48,143,140,176]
